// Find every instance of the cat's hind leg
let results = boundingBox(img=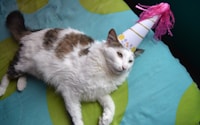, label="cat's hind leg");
[17,76,27,91]
[0,74,10,96]
[0,61,27,96]
[0,74,26,96]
